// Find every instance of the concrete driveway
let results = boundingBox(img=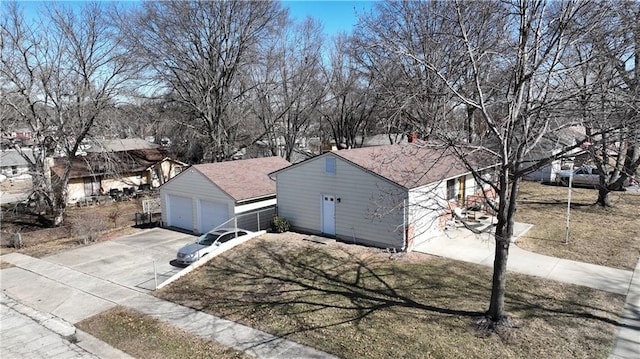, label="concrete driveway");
[0,228,195,323]
[44,228,196,291]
